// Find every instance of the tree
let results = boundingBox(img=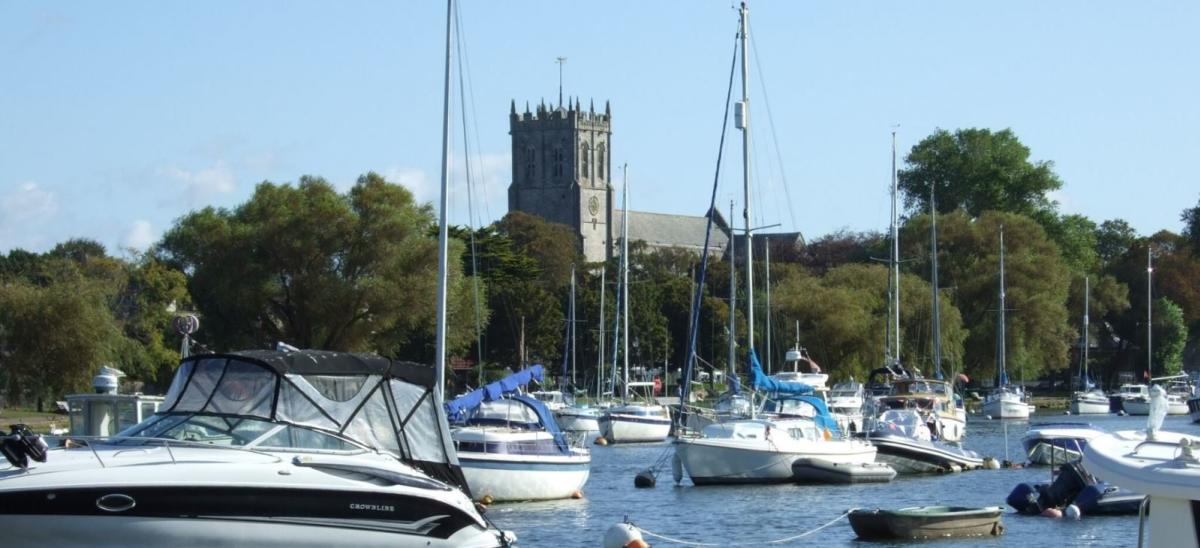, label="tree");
[1041,214,1099,274]
[898,128,1063,219]
[156,173,481,360]
[797,229,884,275]
[1151,298,1187,376]
[1095,219,1138,269]
[1183,196,1200,255]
